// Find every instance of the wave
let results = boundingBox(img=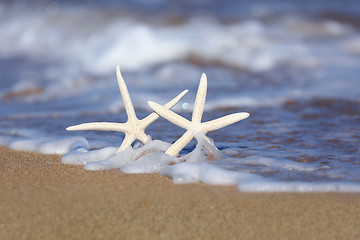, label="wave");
[1,2,357,75]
